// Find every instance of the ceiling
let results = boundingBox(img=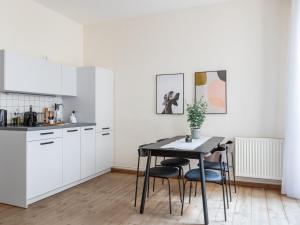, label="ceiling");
[34,0,229,25]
